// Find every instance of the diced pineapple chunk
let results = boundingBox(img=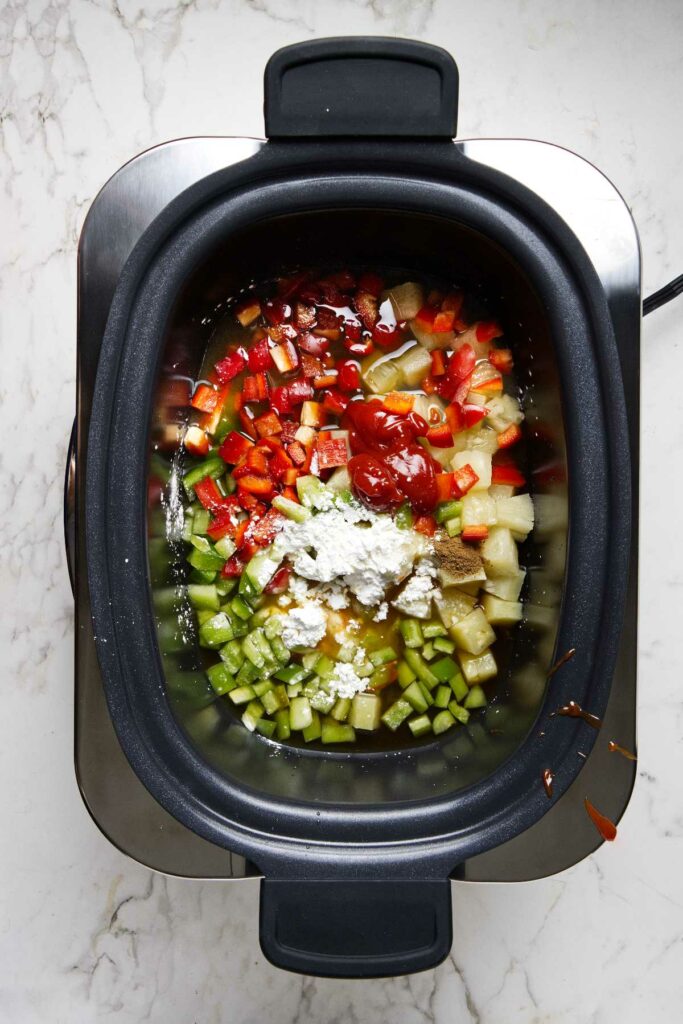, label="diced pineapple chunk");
[326,466,351,493]
[435,590,476,628]
[481,526,519,578]
[495,494,534,538]
[461,492,497,528]
[362,357,402,394]
[295,424,316,445]
[449,608,496,655]
[488,484,515,500]
[481,594,523,626]
[485,394,524,432]
[450,325,492,361]
[387,281,424,321]
[300,401,323,427]
[482,568,526,602]
[451,450,492,491]
[458,648,498,684]
[456,580,482,597]
[349,693,382,731]
[464,426,499,455]
[395,345,432,387]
